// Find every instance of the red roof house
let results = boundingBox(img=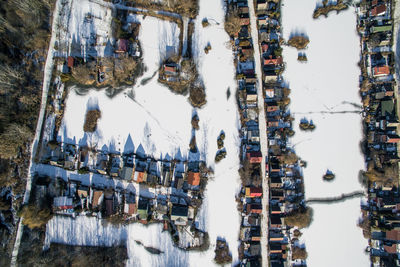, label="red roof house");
[371,4,386,16]
[247,151,262,164]
[373,66,390,77]
[187,171,200,186]
[67,56,74,68]
[245,187,263,197]
[116,39,129,53]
